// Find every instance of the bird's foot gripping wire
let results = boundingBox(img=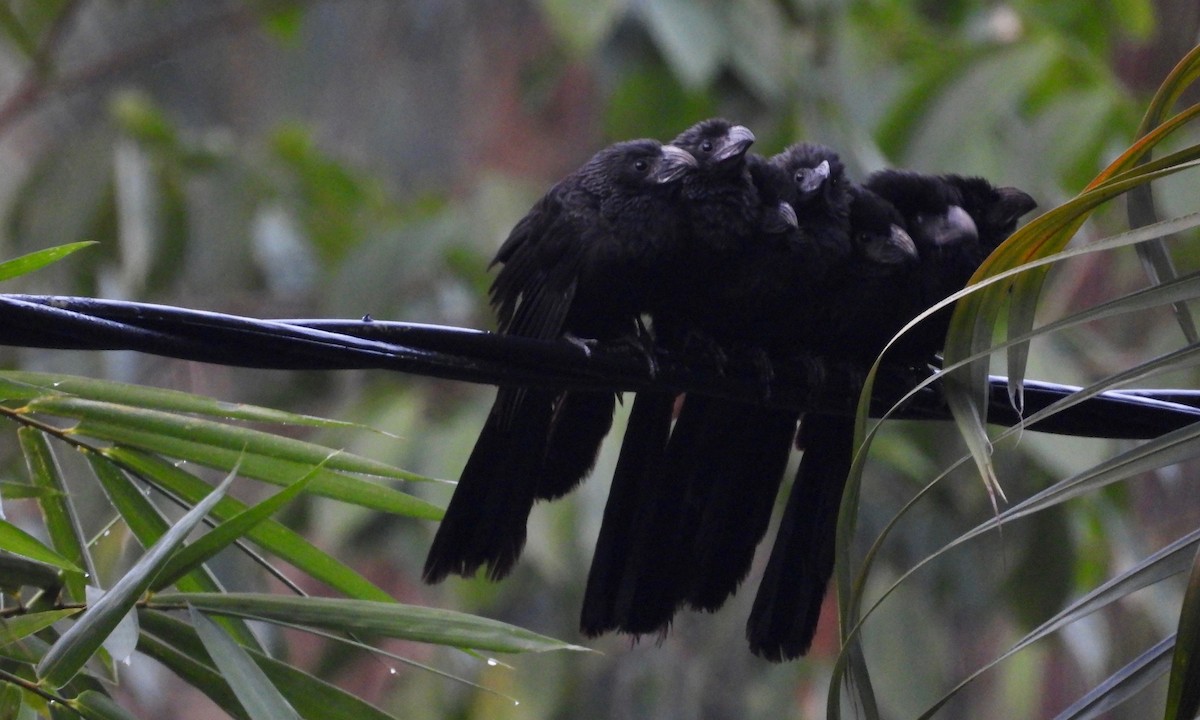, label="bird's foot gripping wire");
[605,320,661,378]
[675,329,729,377]
[564,332,599,358]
